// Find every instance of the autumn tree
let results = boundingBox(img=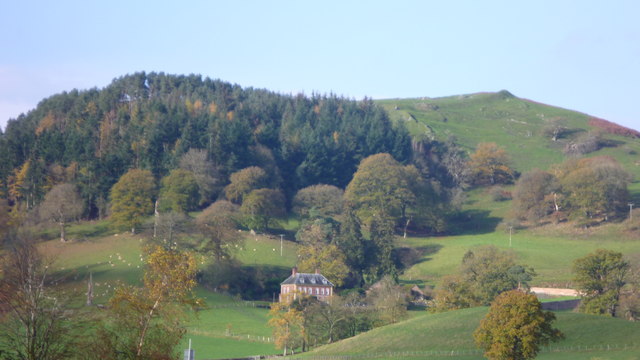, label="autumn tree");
[224,166,268,204]
[474,290,563,360]
[93,246,199,359]
[467,142,515,186]
[195,200,242,262]
[110,169,156,233]
[37,183,84,242]
[159,169,199,213]
[240,188,285,230]
[573,249,629,316]
[297,243,349,287]
[293,184,344,219]
[268,302,305,356]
